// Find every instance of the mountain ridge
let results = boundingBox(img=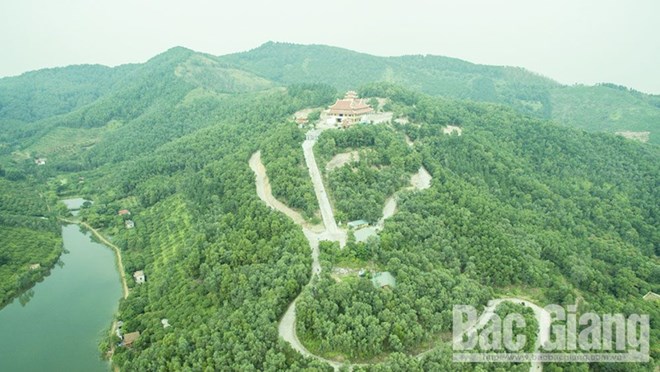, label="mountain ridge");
[1,41,658,145]
[0,42,657,371]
